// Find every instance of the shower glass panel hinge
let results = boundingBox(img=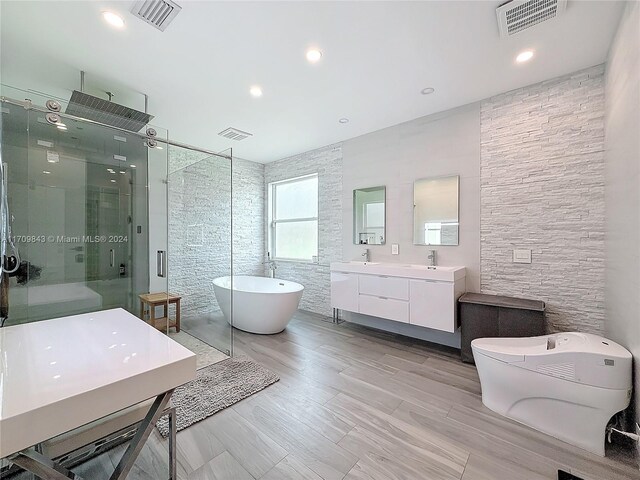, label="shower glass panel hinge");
[45,100,61,112]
